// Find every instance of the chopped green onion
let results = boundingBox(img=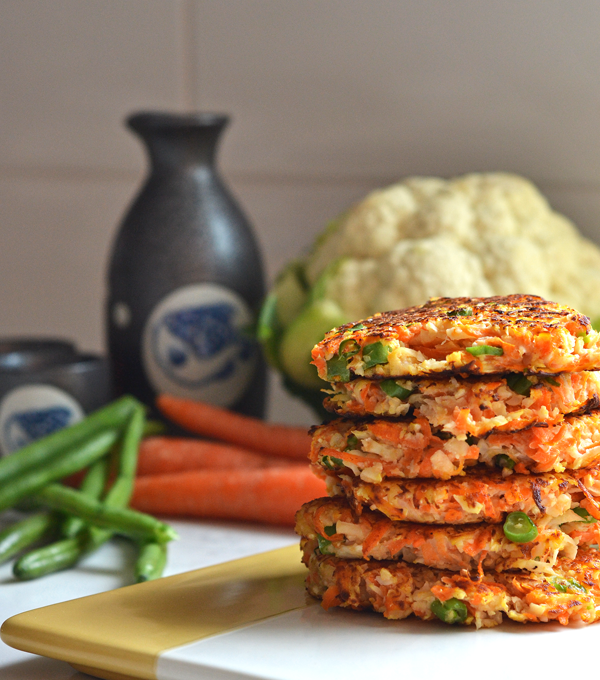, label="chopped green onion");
[345,435,359,451]
[324,524,337,537]
[577,331,591,344]
[506,374,533,396]
[574,507,598,524]
[552,577,587,595]
[339,338,360,356]
[380,380,413,400]
[326,338,362,382]
[321,455,343,470]
[466,434,478,446]
[543,377,561,387]
[465,344,504,357]
[316,534,333,555]
[351,323,365,330]
[326,355,350,382]
[430,598,468,624]
[448,307,473,317]
[494,454,516,470]
[503,512,538,543]
[362,342,391,368]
